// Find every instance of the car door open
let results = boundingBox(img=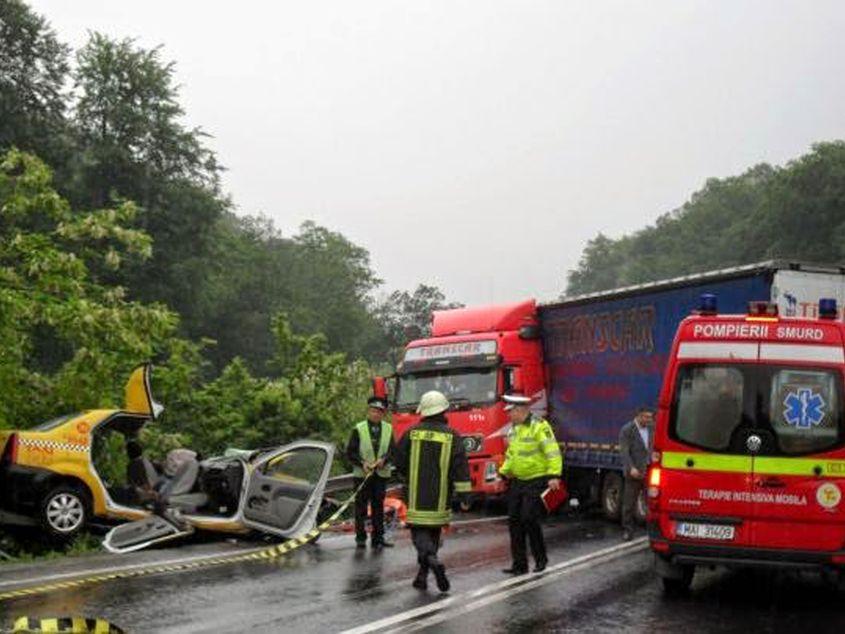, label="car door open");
[243,441,335,538]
